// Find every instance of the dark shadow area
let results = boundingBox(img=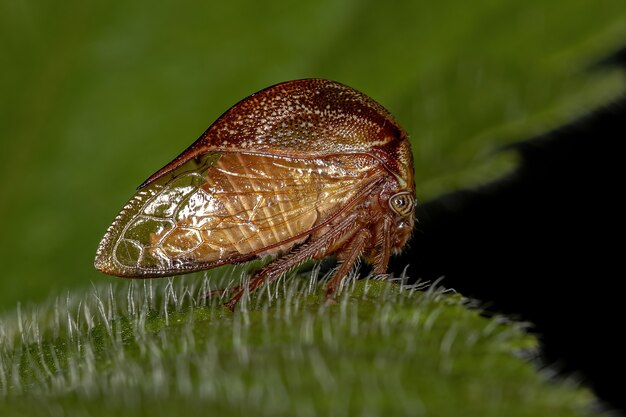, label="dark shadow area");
[391,77,625,411]
[591,44,626,72]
